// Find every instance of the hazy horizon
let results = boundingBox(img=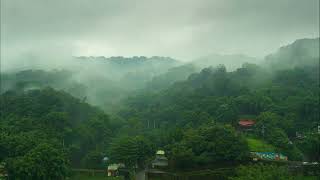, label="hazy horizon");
[1,0,319,70]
